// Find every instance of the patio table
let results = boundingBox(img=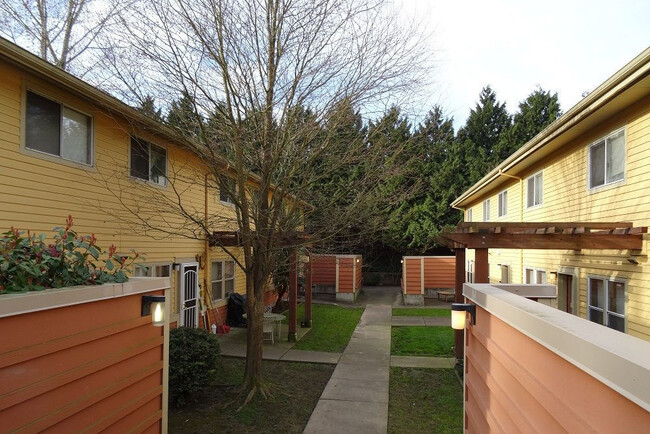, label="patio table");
[242,312,286,341]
